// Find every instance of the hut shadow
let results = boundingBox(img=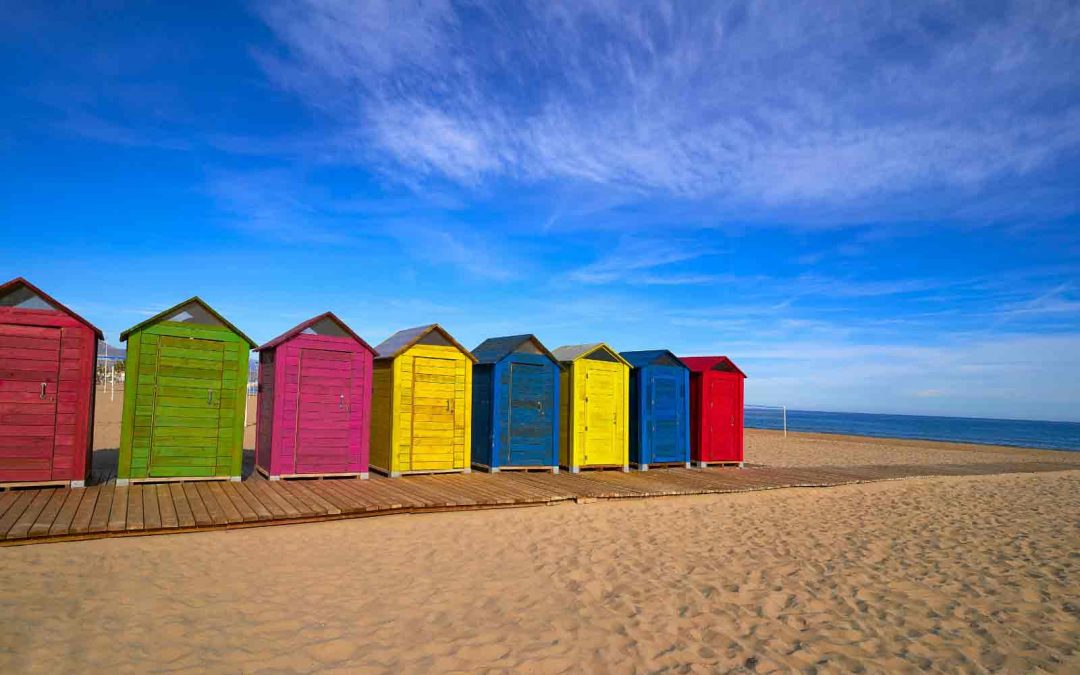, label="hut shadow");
[89,449,257,486]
